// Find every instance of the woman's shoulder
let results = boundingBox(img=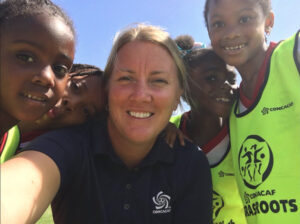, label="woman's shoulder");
[172,140,209,168]
[24,121,105,153]
[169,140,211,188]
